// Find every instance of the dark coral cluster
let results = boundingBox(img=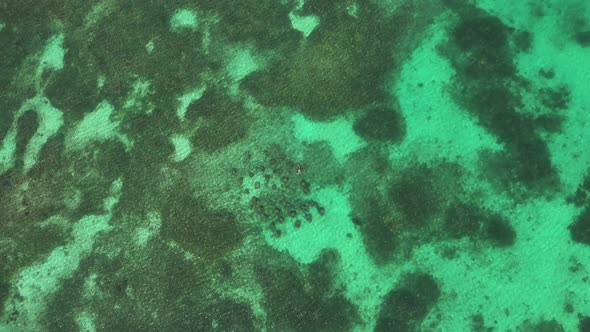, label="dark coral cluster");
[228,146,327,237]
